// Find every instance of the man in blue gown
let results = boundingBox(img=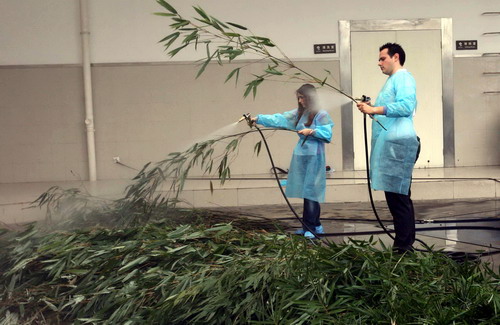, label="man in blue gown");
[357,43,420,253]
